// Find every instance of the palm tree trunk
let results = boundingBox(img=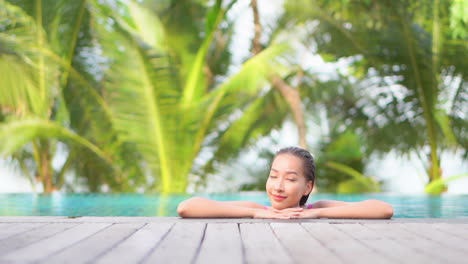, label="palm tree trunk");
[250,0,307,148]
[430,0,442,183]
[39,141,54,193]
[18,157,37,192]
[251,0,262,55]
[271,76,307,148]
[401,12,440,185]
